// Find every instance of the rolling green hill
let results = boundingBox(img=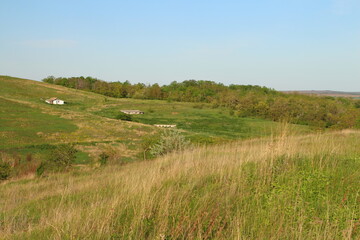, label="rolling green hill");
[0,76,155,168]
[1,76,358,239]
[0,76,310,176]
